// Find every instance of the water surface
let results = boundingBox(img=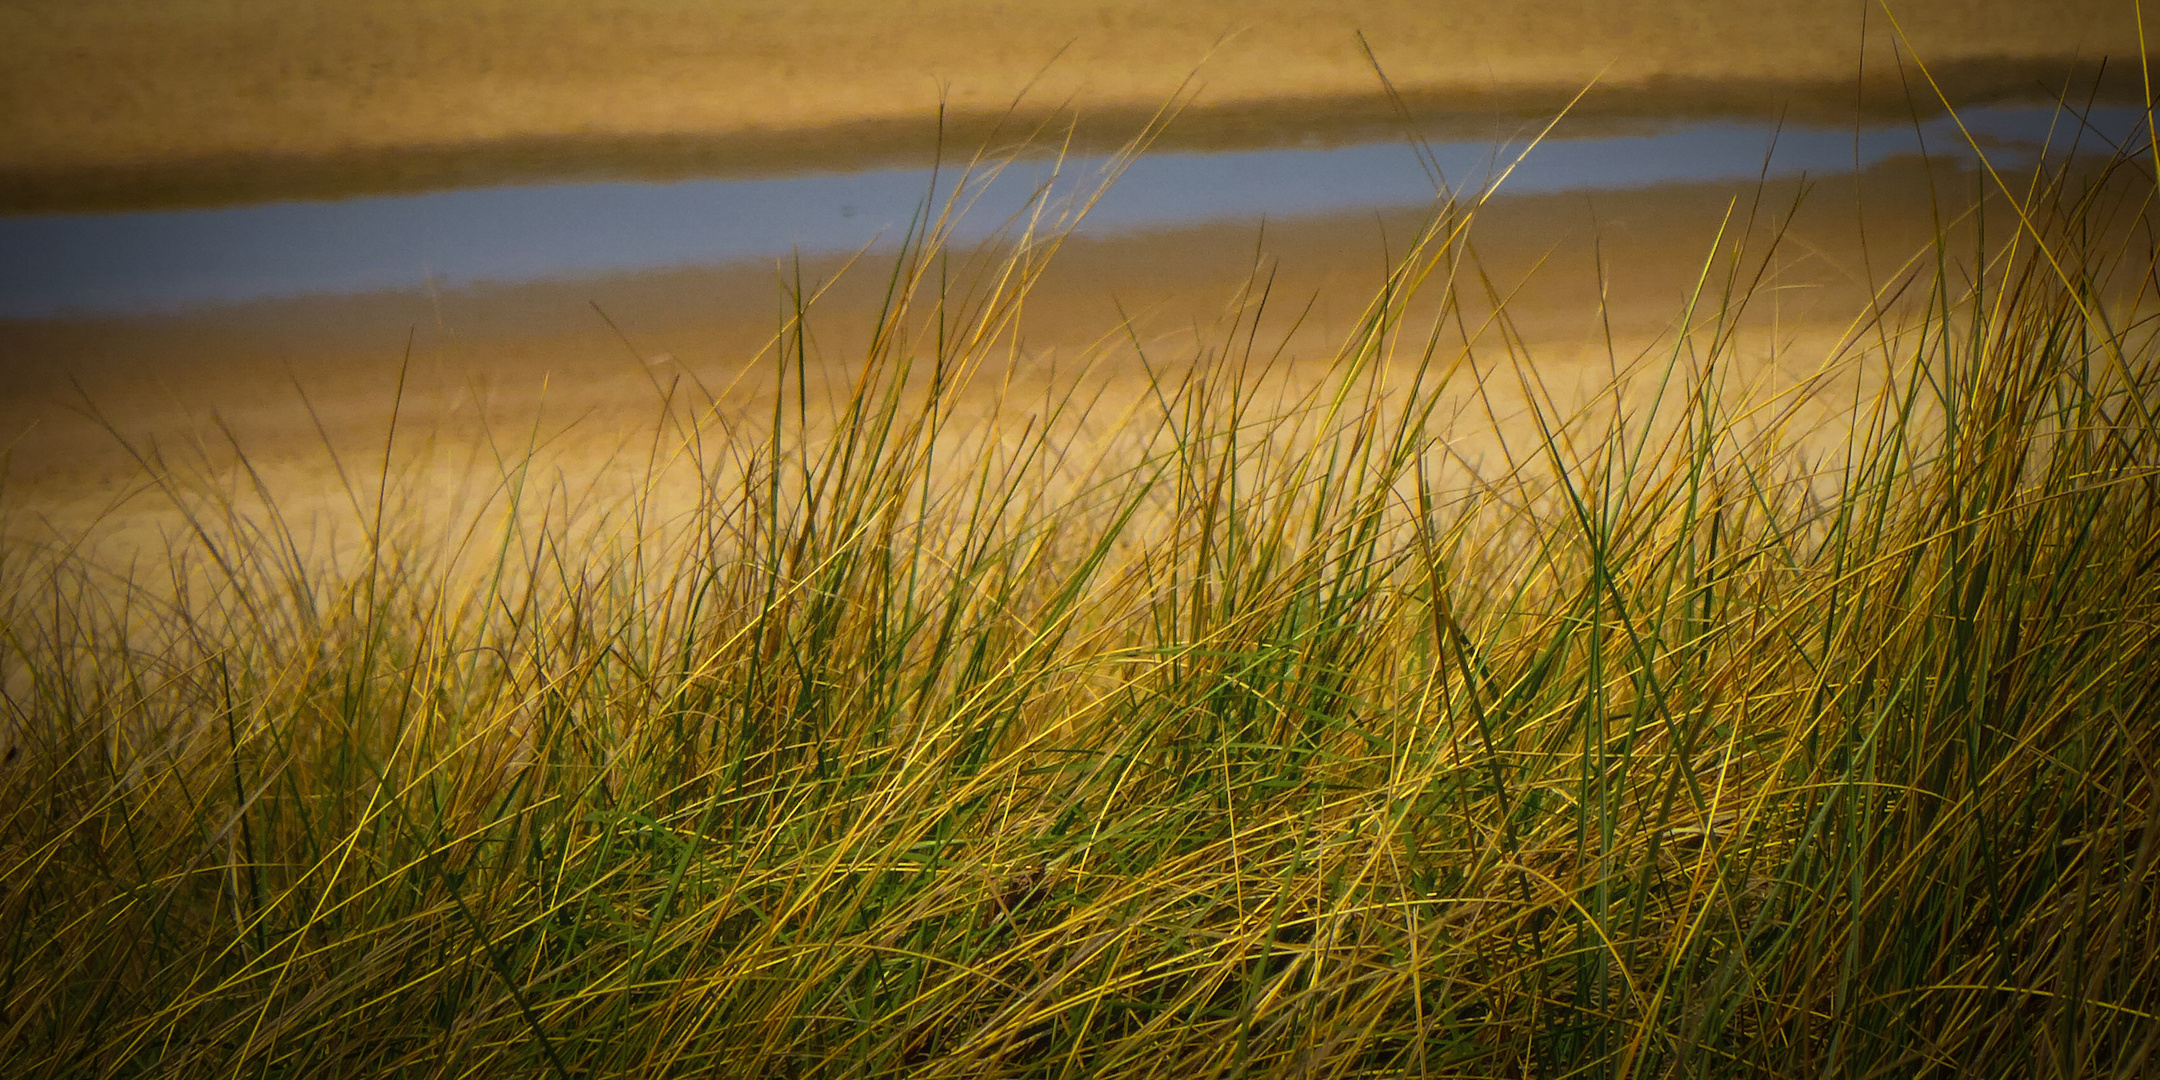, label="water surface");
[0,104,2135,319]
